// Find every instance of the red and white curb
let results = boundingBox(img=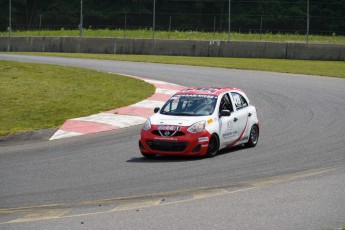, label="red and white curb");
[49,75,185,140]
